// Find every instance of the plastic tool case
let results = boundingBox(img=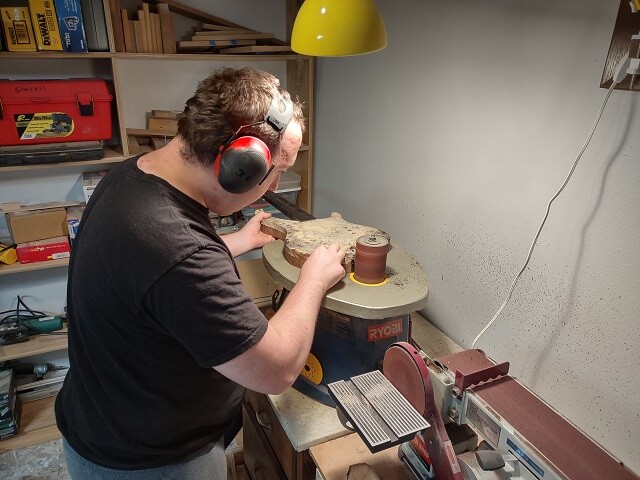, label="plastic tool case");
[0,79,113,146]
